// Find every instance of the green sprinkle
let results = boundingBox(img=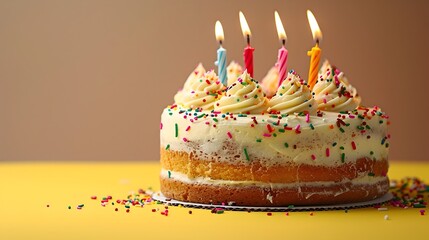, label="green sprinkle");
[288,205,295,209]
[168,170,171,178]
[273,133,277,137]
[341,153,345,163]
[357,126,365,130]
[385,143,389,148]
[175,123,178,137]
[165,144,170,150]
[340,146,345,150]
[244,148,250,161]
[309,123,314,130]
[284,143,289,148]
[379,120,384,124]
[68,206,71,209]
[169,112,173,116]
[332,142,337,147]
[256,139,262,142]
[365,125,371,130]
[213,118,218,122]
[236,98,240,102]
[270,115,278,118]
[238,114,247,117]
[358,114,364,119]
[254,95,258,99]
[125,205,131,208]
[413,204,426,208]
[278,128,285,133]
[197,113,205,118]
[370,151,374,155]
[368,172,375,177]
[345,123,350,127]
[339,127,345,133]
